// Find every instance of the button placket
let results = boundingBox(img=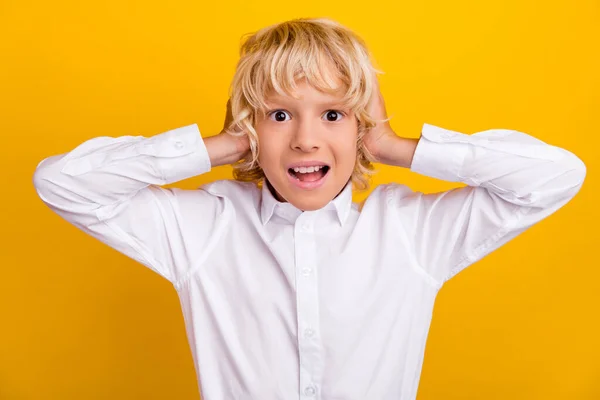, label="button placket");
[294,214,323,399]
